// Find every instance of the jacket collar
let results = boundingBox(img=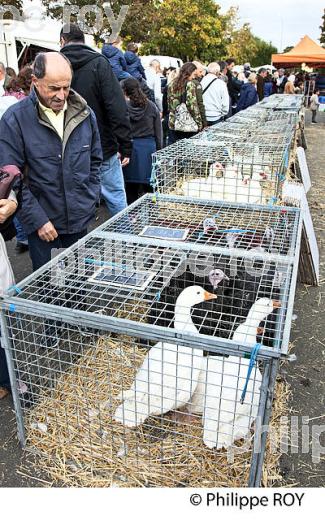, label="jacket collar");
[30,87,88,113]
[29,88,90,152]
